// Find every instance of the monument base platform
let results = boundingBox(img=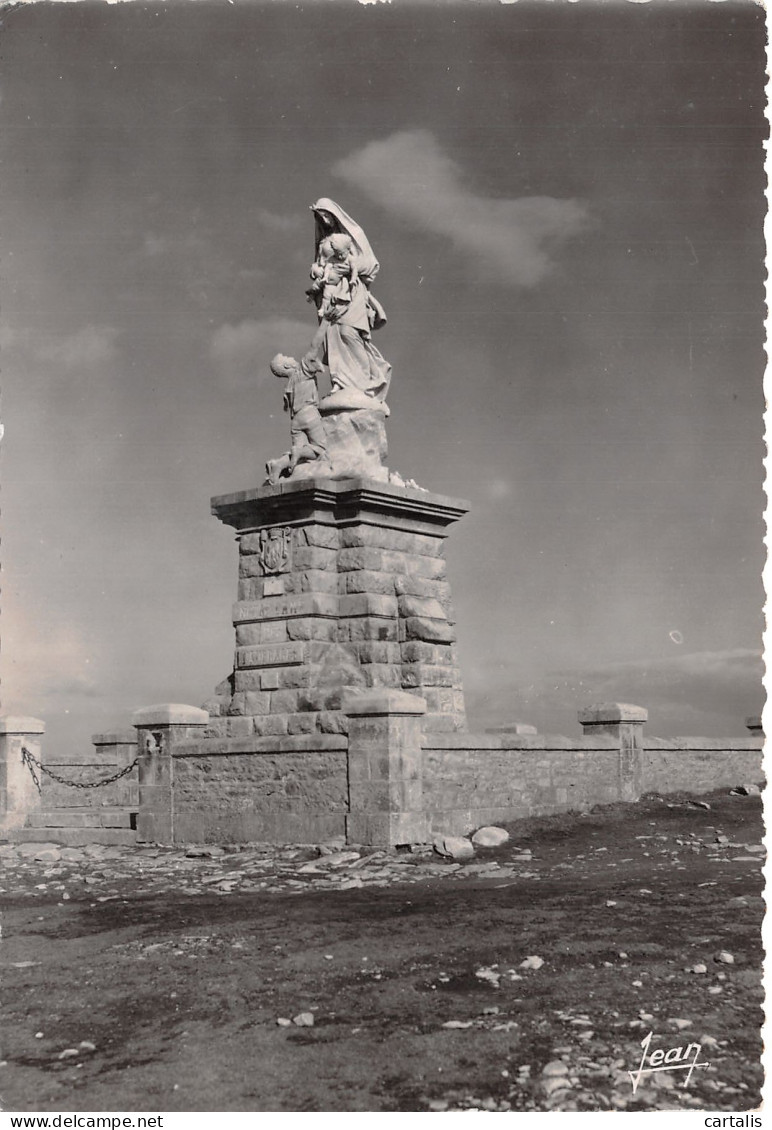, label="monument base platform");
[205,477,470,739]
